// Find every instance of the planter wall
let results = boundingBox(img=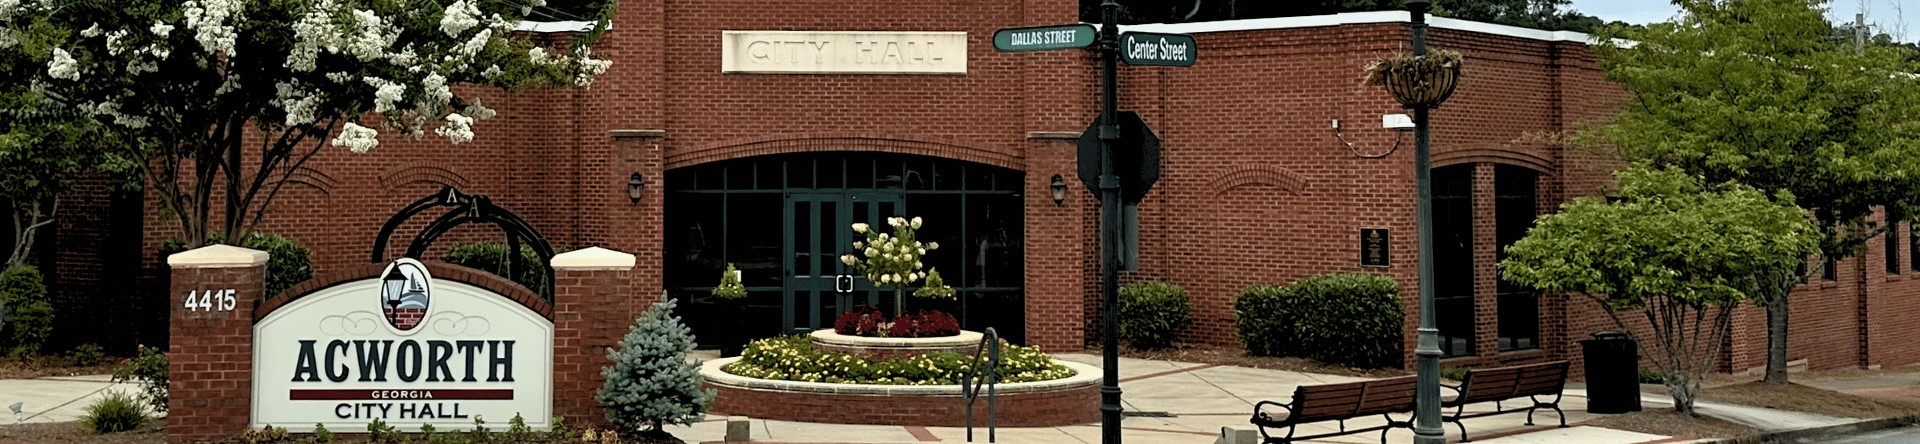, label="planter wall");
[701,358,1101,427]
[808,329,983,360]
